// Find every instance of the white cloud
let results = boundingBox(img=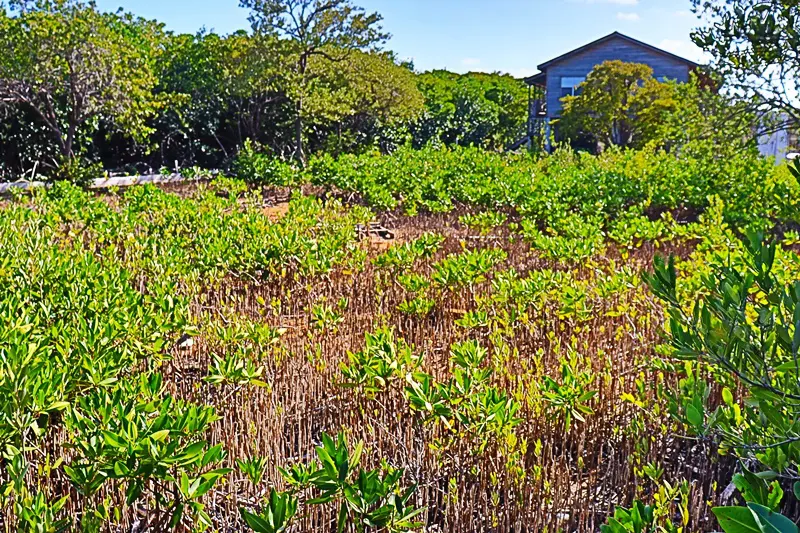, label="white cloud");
[674,10,692,18]
[506,67,539,79]
[461,58,481,67]
[658,39,706,63]
[616,11,640,21]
